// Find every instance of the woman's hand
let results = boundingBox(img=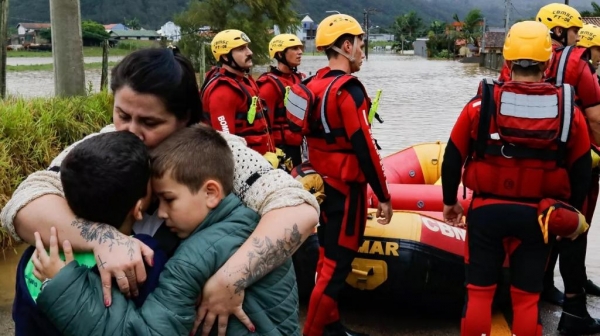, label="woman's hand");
[89,226,155,306]
[192,269,255,336]
[32,227,73,281]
